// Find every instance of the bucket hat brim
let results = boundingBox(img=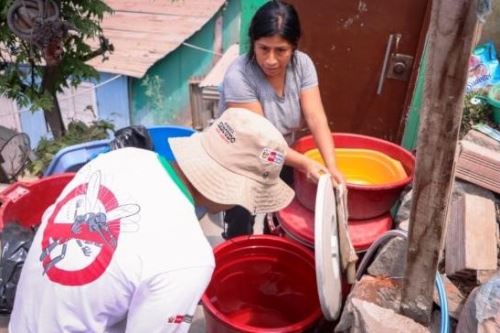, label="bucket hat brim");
[169,134,294,214]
